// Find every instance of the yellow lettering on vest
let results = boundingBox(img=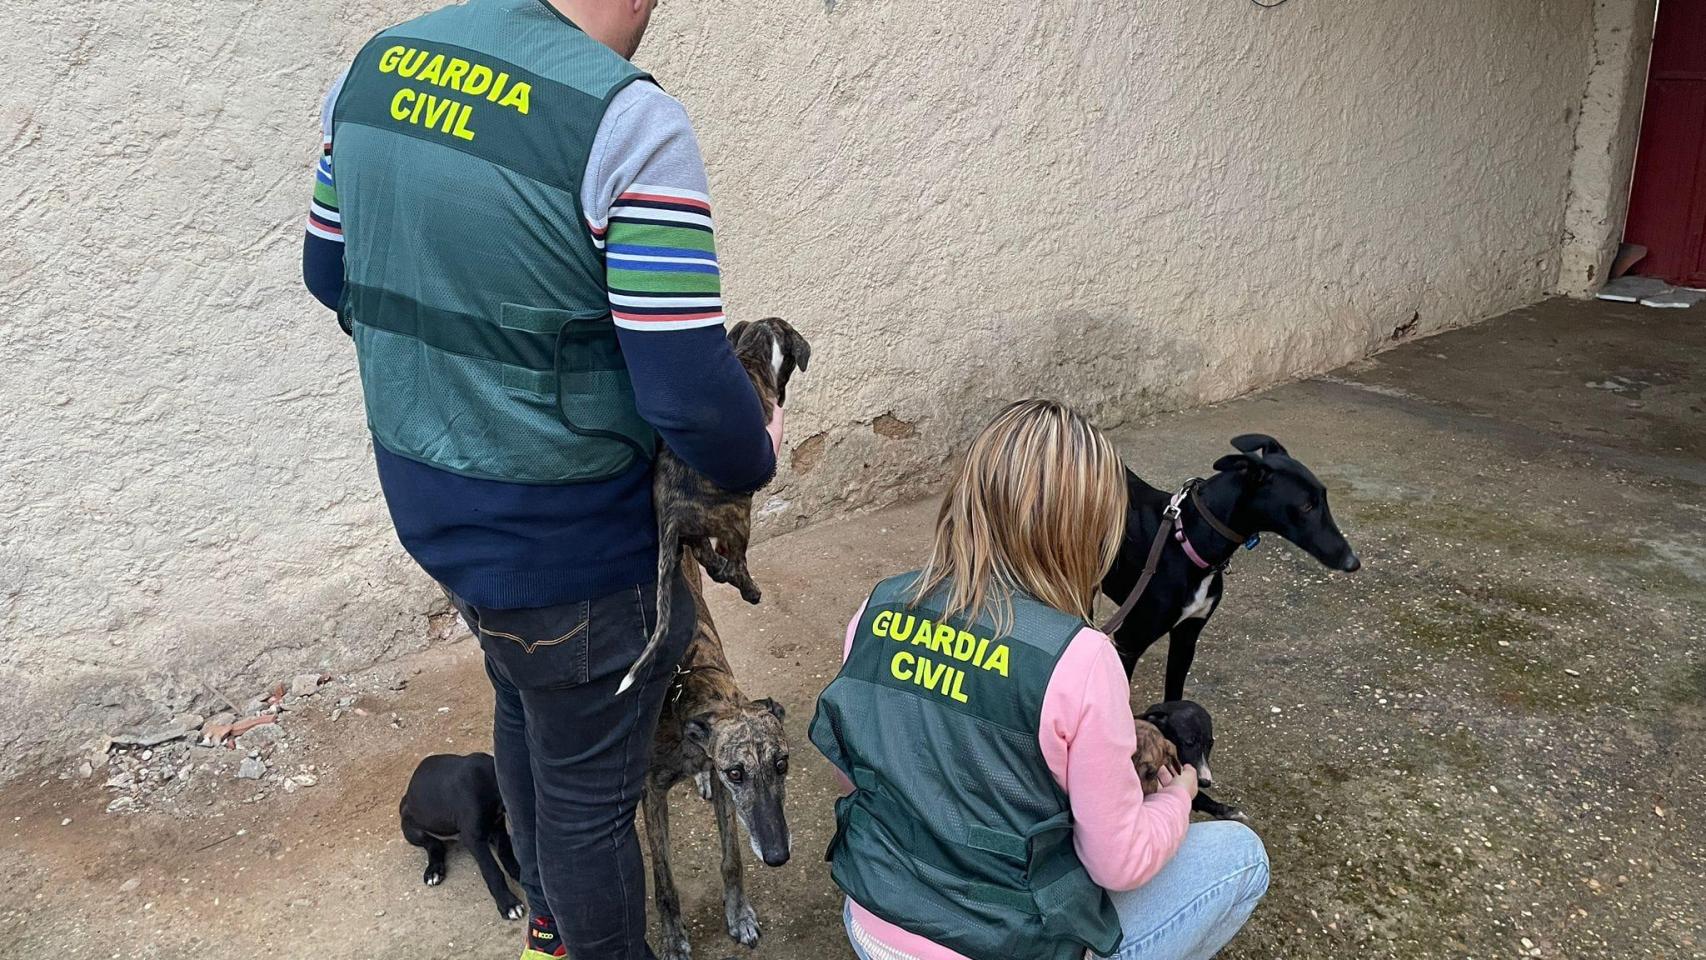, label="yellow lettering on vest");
[408,92,427,124]
[398,49,427,78]
[390,88,415,120]
[910,618,934,647]
[889,614,914,642]
[488,72,510,103]
[871,610,893,639]
[464,63,494,97]
[983,644,1010,677]
[915,657,943,692]
[451,103,476,140]
[497,81,531,115]
[972,635,990,667]
[930,623,955,655]
[948,668,969,703]
[415,53,446,85]
[378,45,406,73]
[952,630,976,660]
[423,96,455,131]
[442,58,470,90]
[890,651,915,682]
